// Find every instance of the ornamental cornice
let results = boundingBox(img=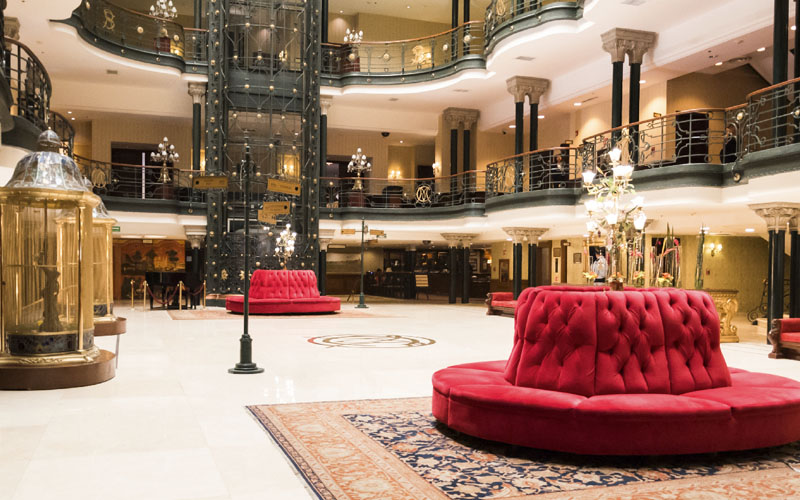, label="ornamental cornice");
[502,227,548,244]
[320,96,333,115]
[749,203,800,231]
[506,76,550,104]
[441,233,478,247]
[600,28,657,64]
[443,108,480,129]
[187,82,206,104]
